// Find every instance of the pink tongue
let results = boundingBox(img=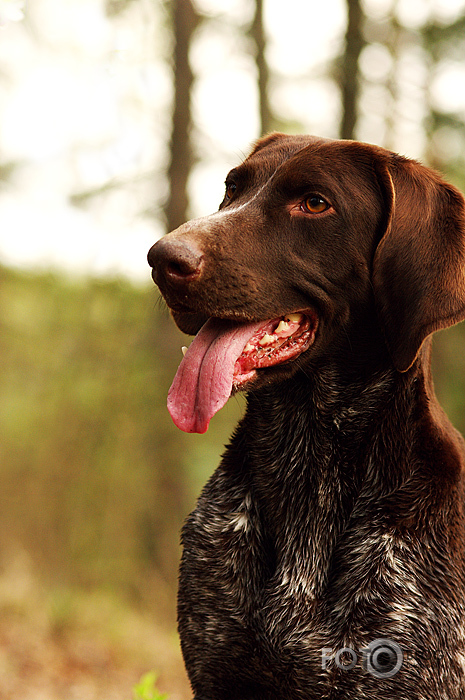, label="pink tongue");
[167,318,263,434]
